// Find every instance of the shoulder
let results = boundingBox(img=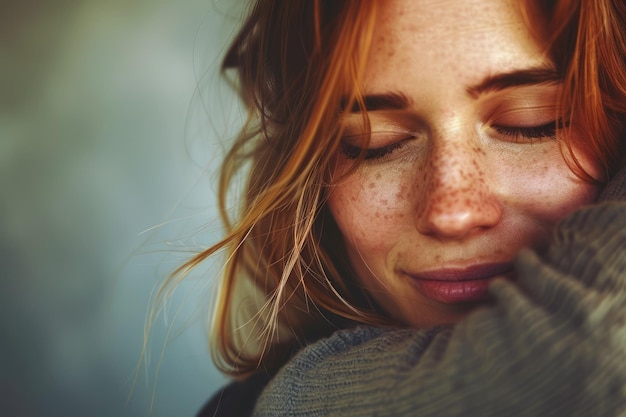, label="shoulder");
[196,327,395,417]
[196,371,273,417]
[279,325,443,372]
[252,325,446,416]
